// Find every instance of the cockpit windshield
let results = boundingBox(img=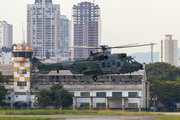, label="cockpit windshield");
[131,58,136,63]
